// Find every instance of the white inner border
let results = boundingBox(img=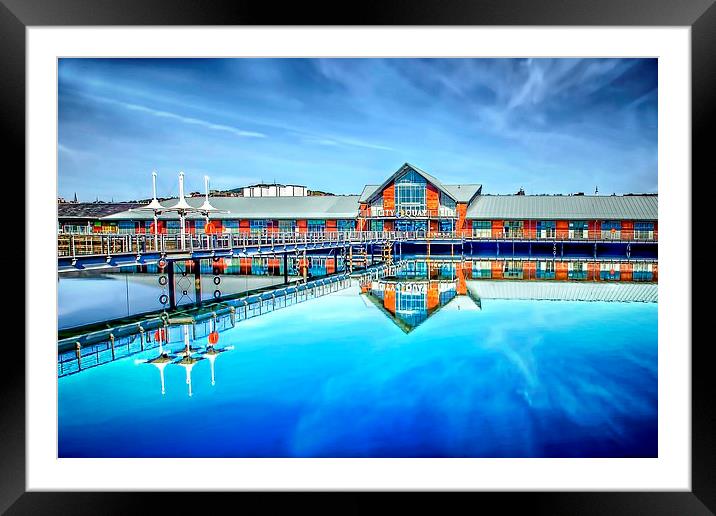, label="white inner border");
[27,27,691,491]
